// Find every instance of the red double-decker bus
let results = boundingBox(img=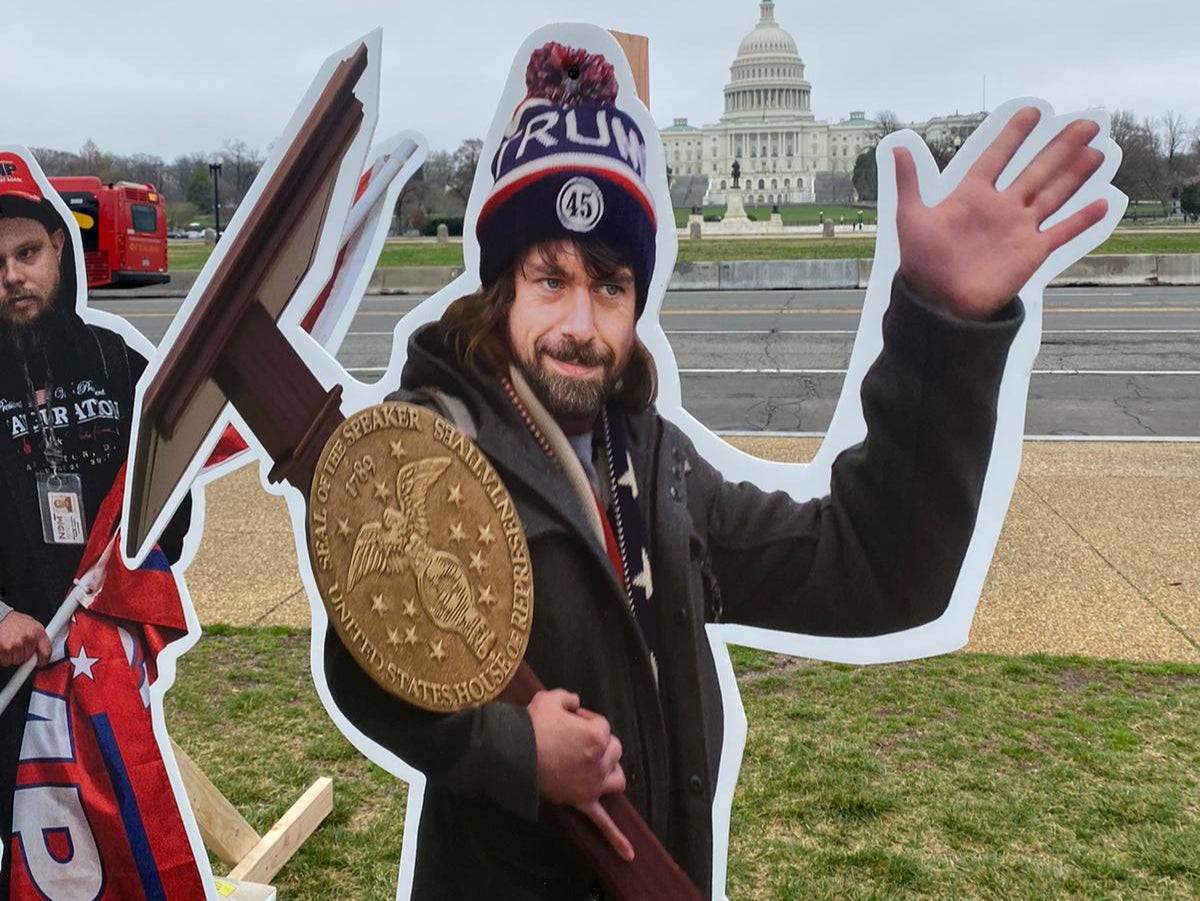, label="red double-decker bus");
[49,176,170,289]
